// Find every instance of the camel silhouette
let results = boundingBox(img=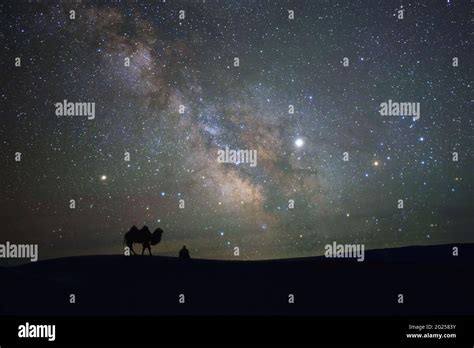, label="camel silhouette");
[123,225,164,255]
